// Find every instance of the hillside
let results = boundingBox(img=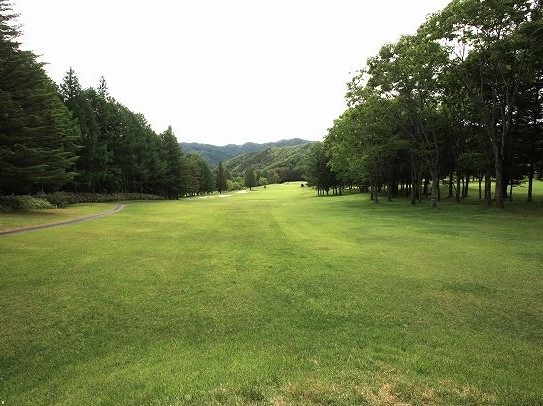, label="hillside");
[180,138,310,167]
[224,142,315,179]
